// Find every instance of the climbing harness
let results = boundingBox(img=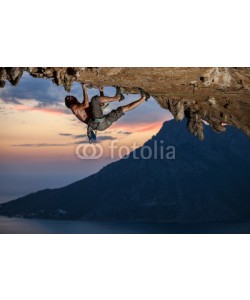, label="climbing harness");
[87,117,111,144]
[87,125,97,144]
